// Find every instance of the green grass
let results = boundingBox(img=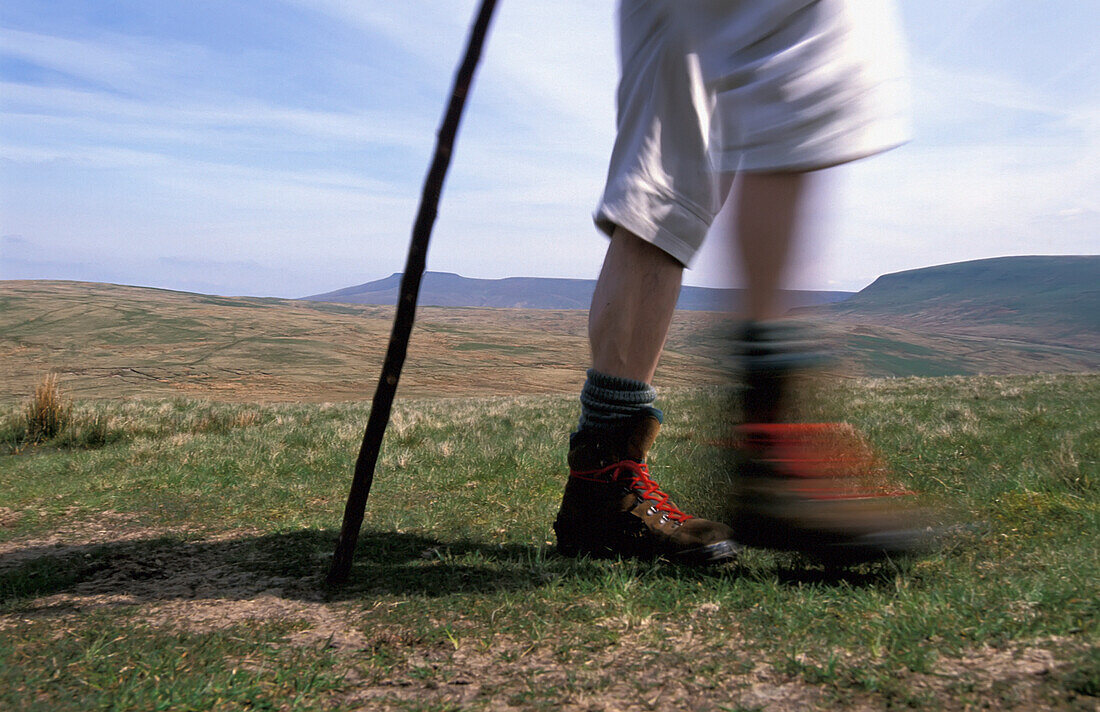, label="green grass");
[1,374,1097,710]
[842,333,975,377]
[0,617,344,712]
